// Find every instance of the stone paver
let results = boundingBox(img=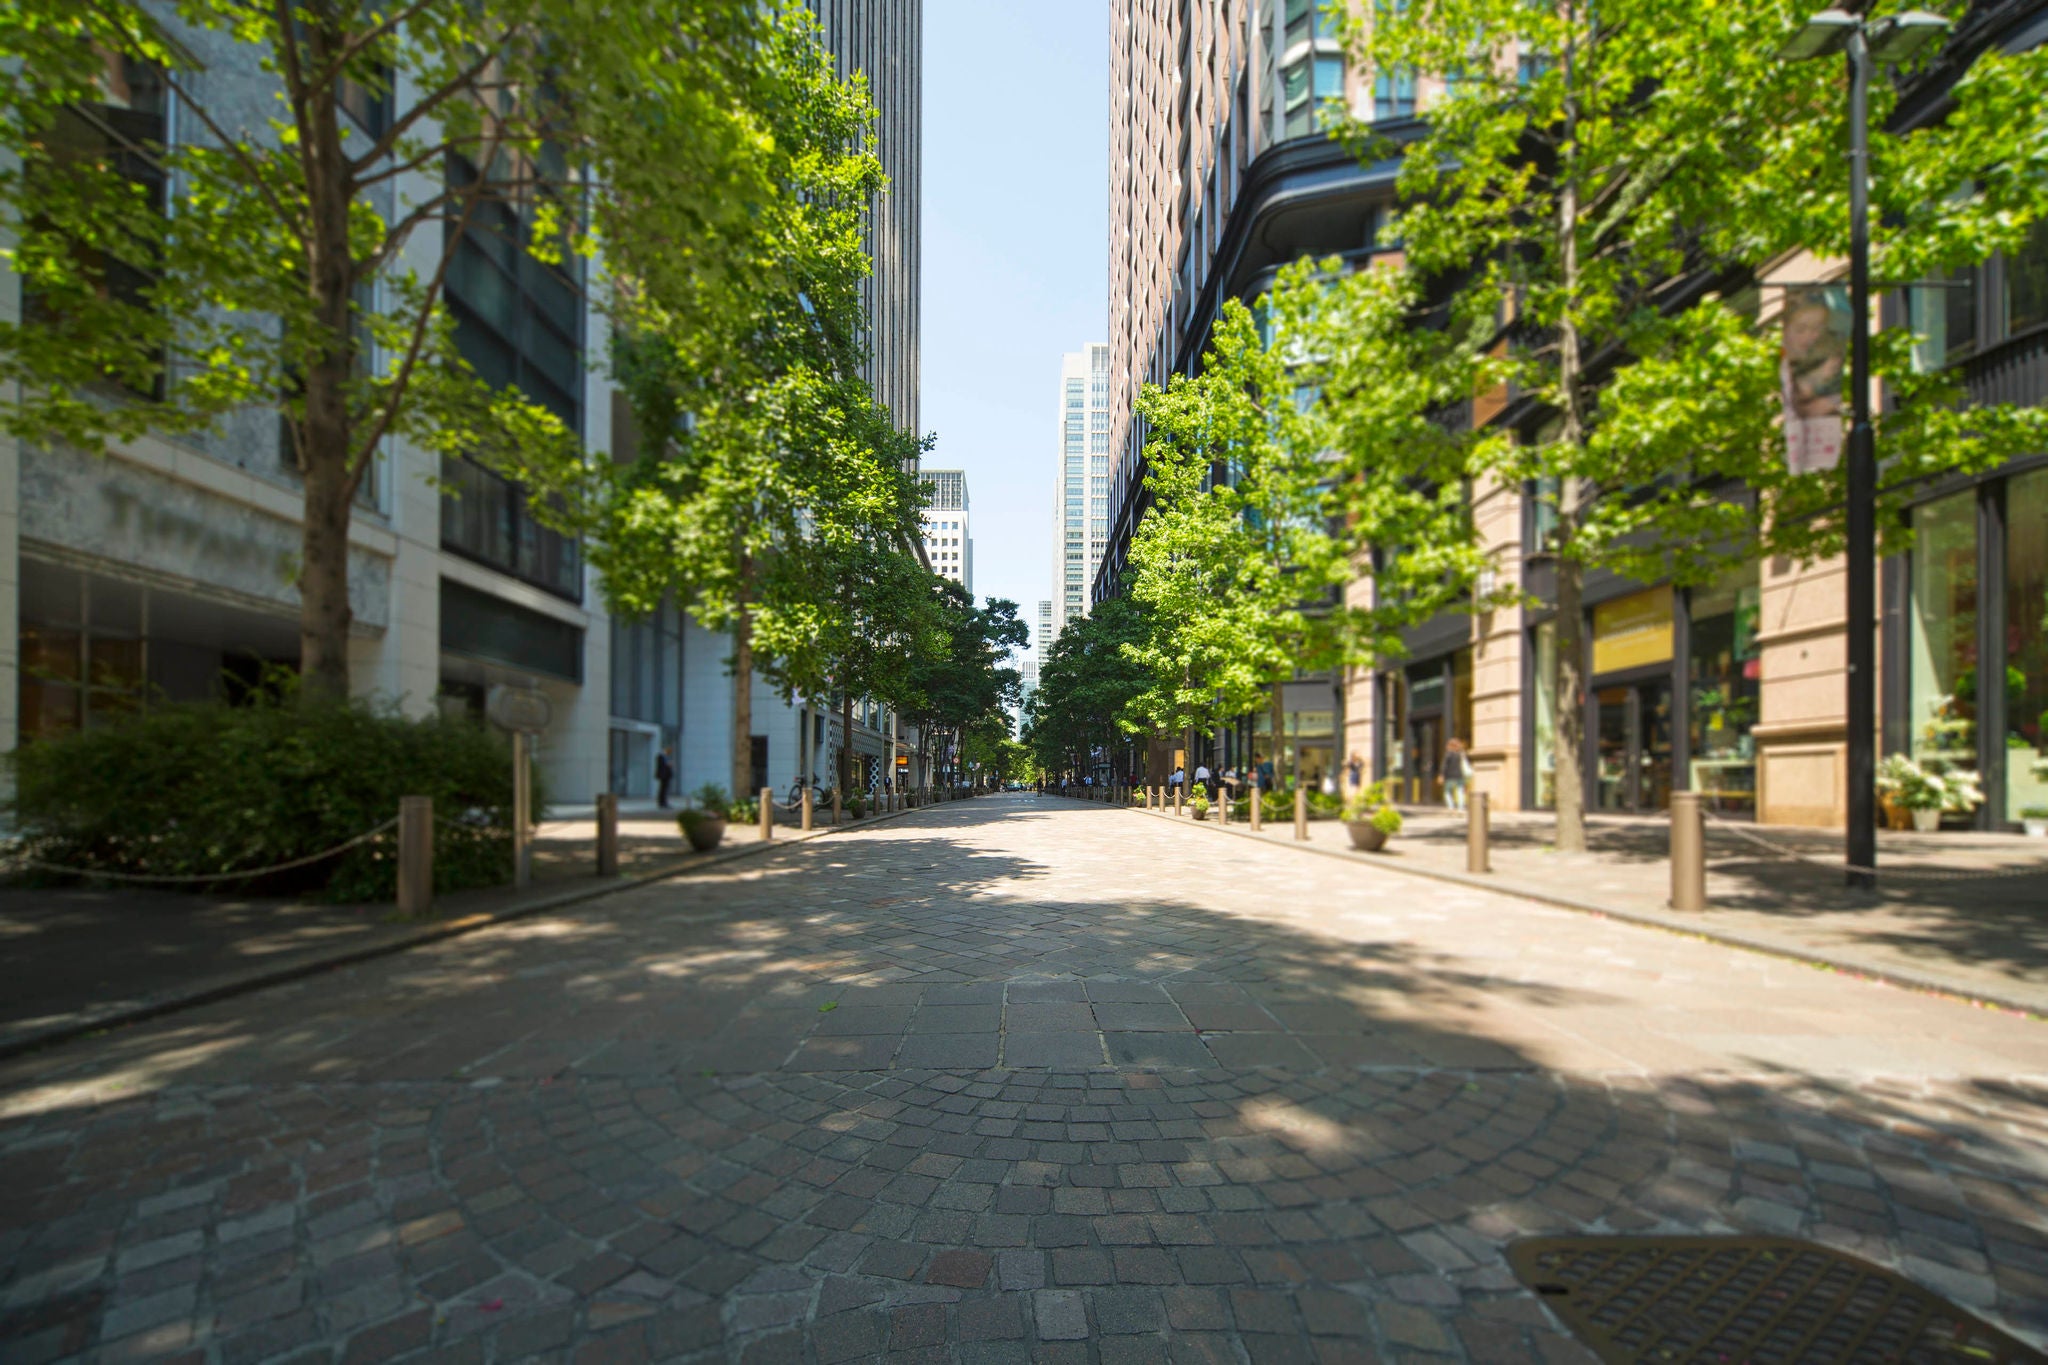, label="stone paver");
[3,793,2047,1363]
